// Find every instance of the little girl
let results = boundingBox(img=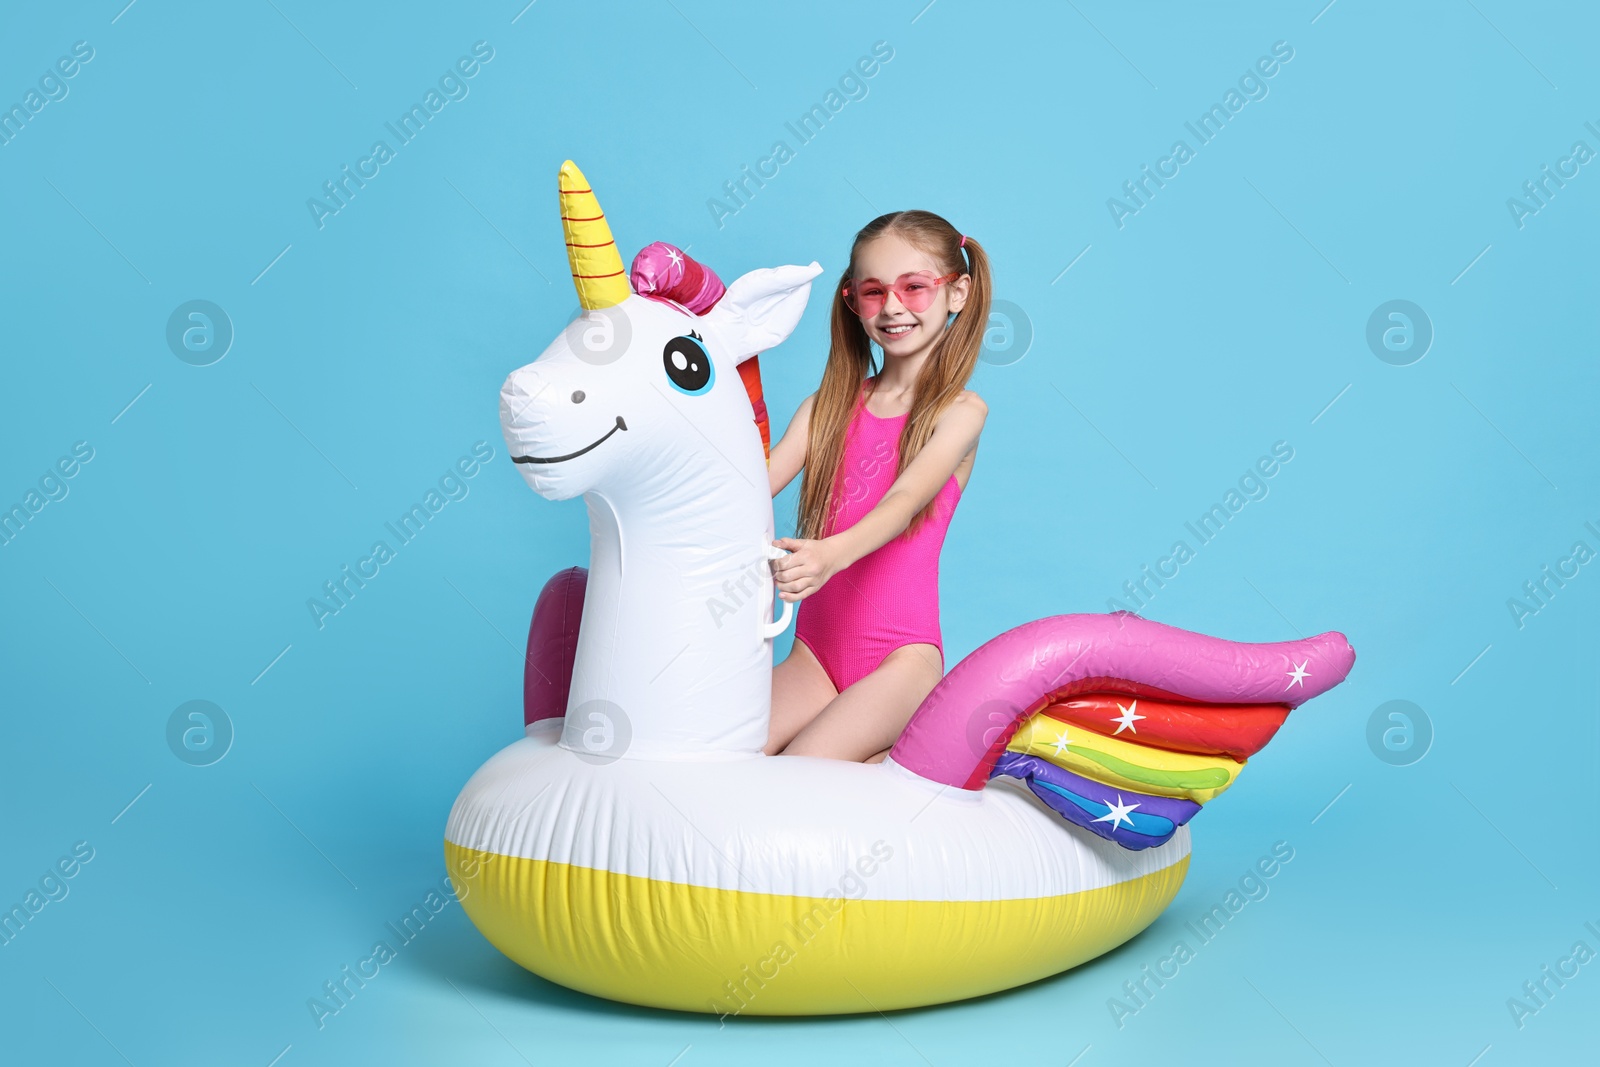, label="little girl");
[765,210,991,763]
